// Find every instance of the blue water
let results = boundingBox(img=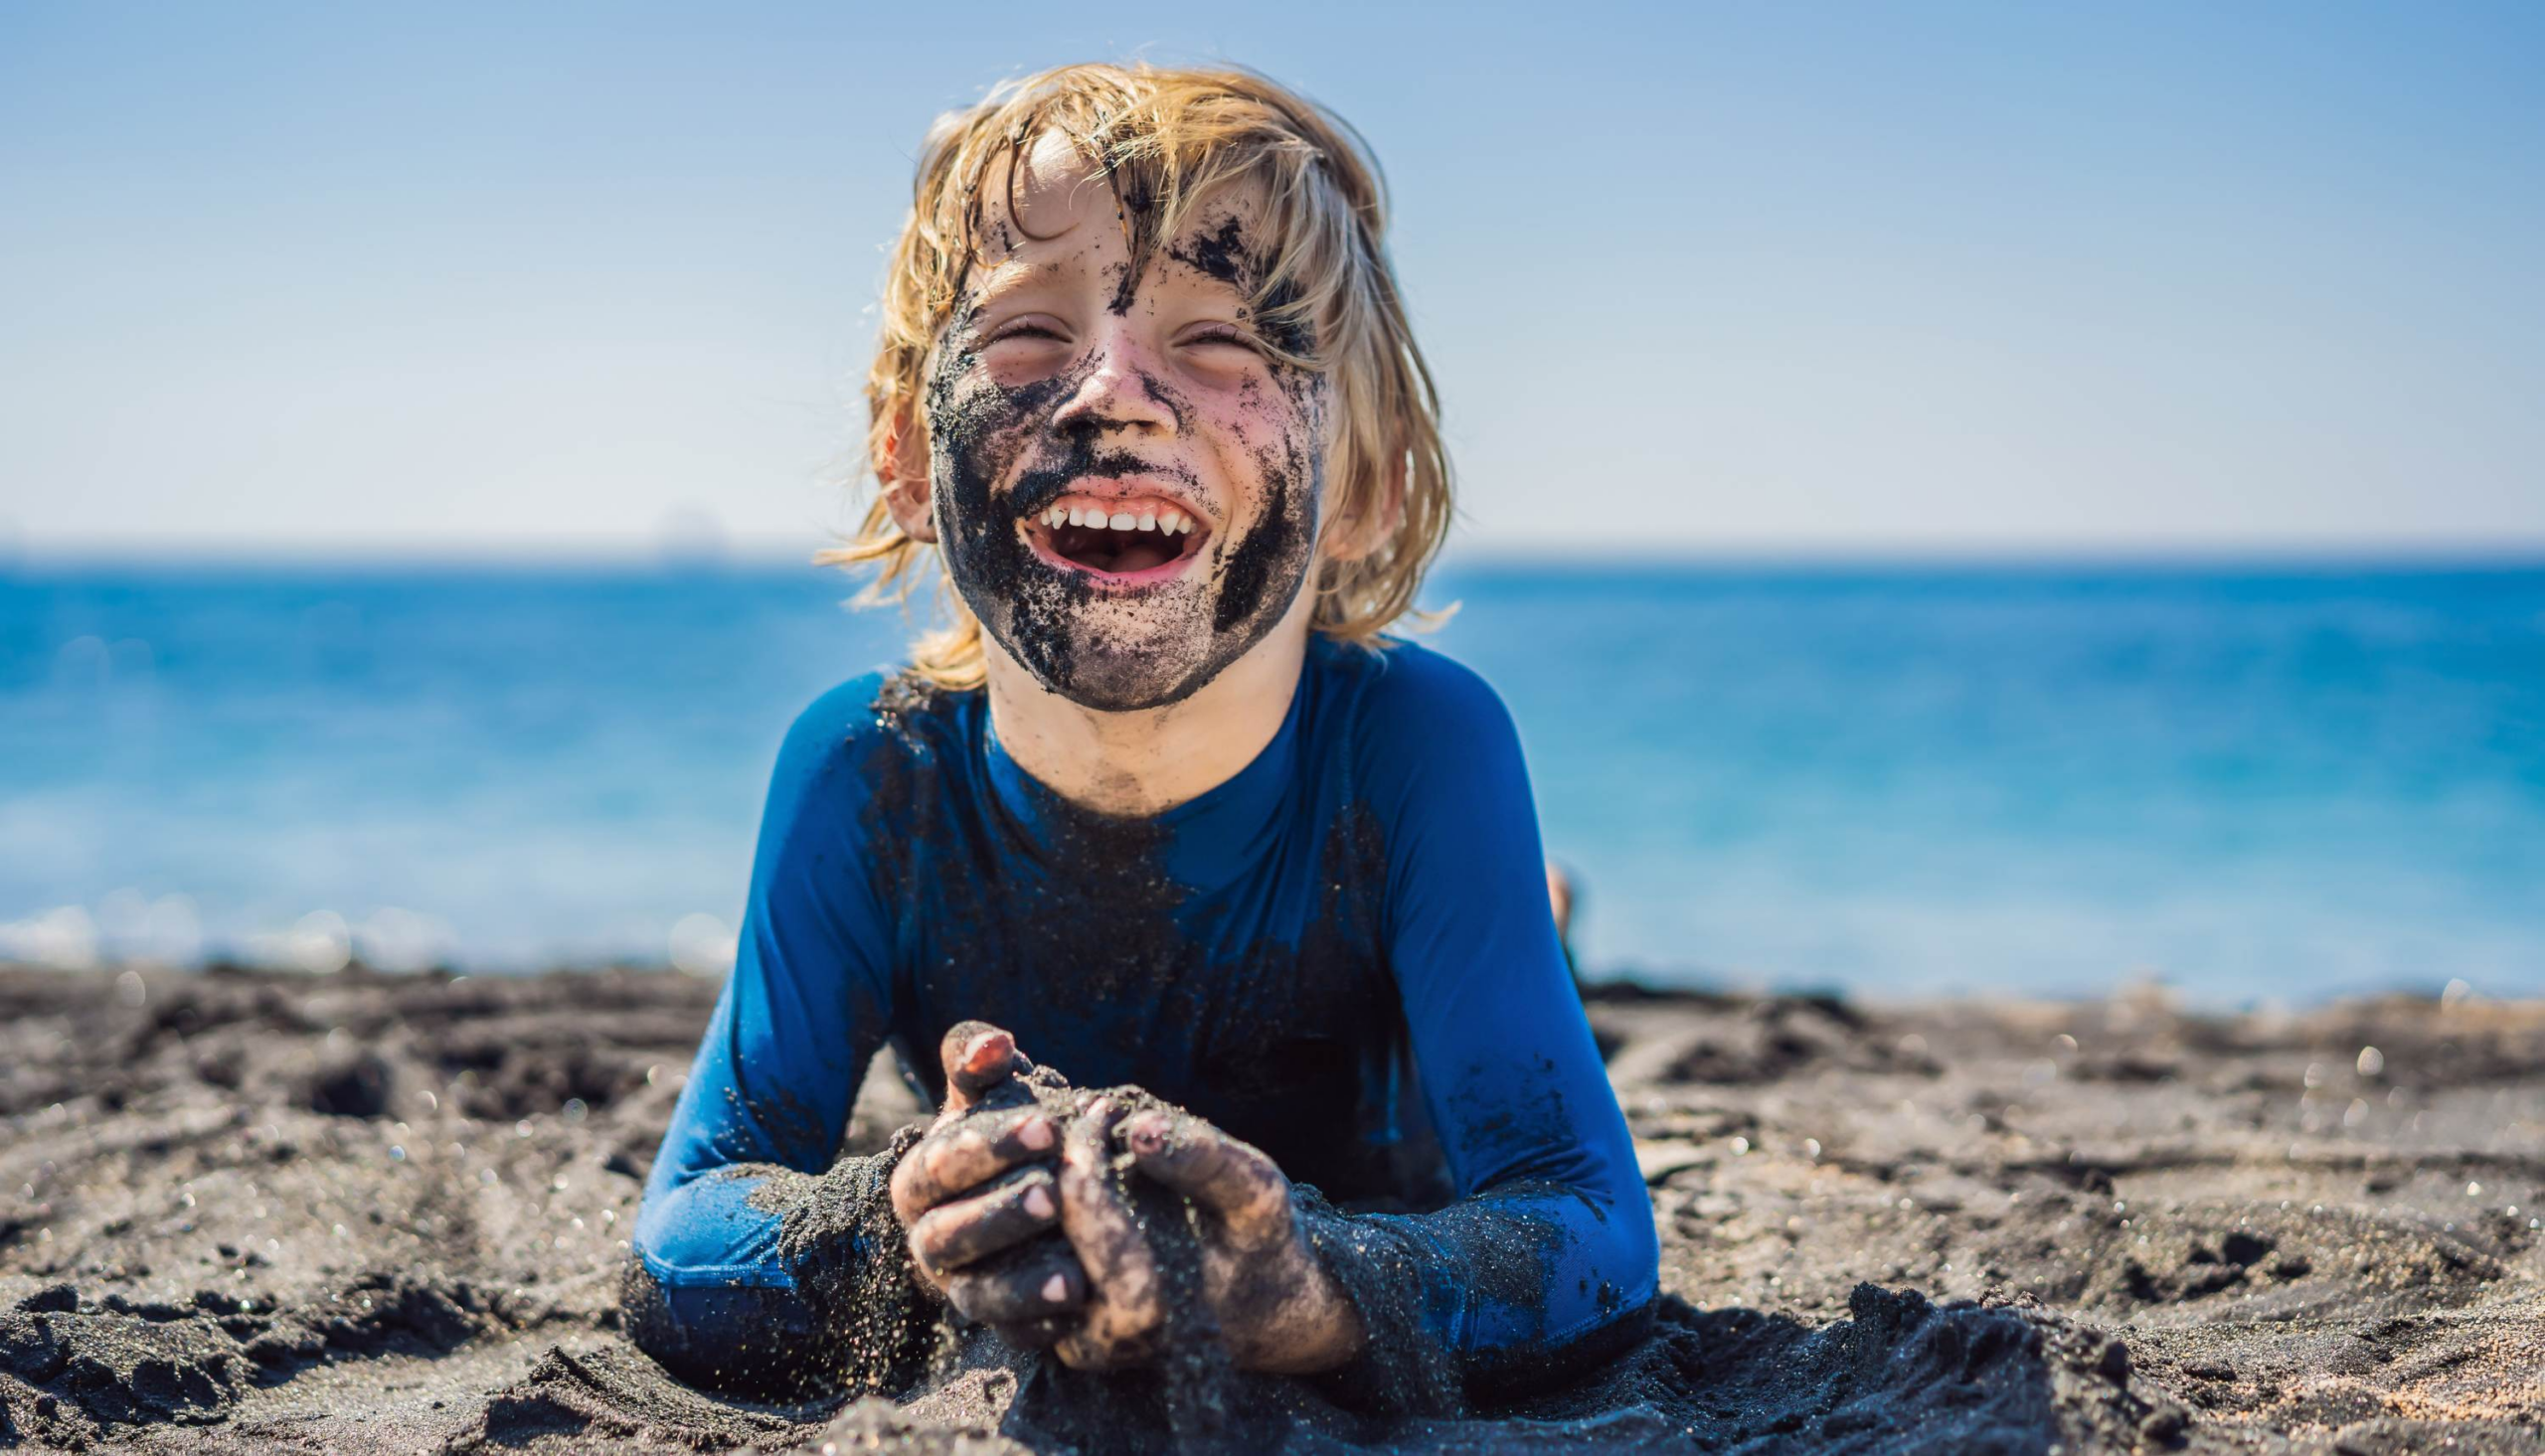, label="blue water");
[3,561,2540,1003]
